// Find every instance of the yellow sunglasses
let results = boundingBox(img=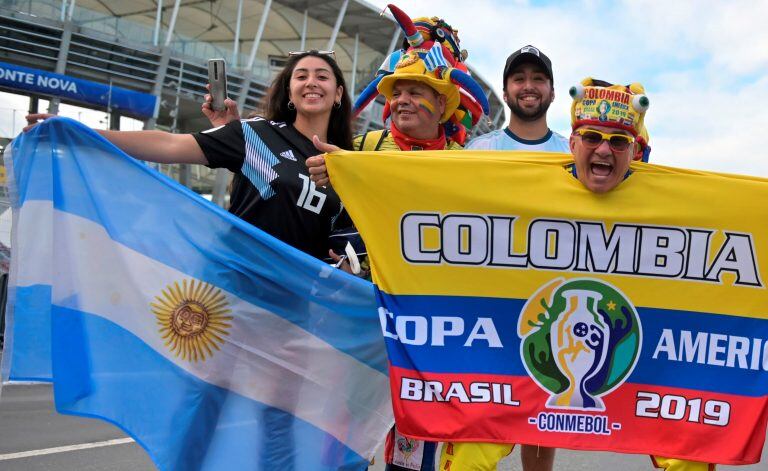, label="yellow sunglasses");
[574,129,635,152]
